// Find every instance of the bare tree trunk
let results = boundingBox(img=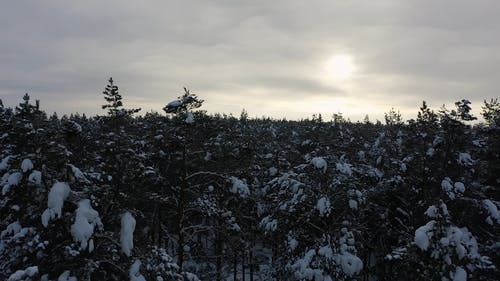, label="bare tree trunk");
[233,254,238,281]
[215,226,222,281]
[241,250,245,281]
[249,246,254,281]
[178,228,184,273]
[177,181,186,273]
[178,143,188,273]
[152,204,159,245]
